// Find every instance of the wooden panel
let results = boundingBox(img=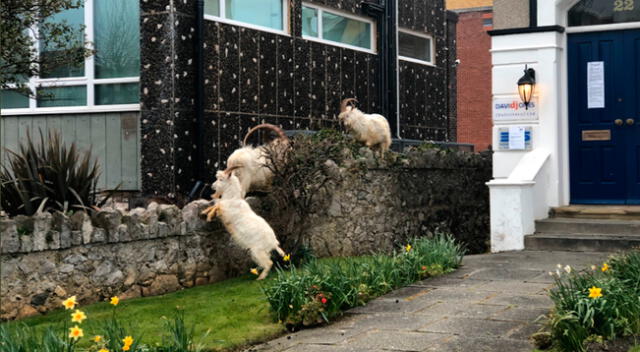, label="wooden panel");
[1,118,20,165]
[90,114,108,189]
[105,113,122,189]
[0,112,140,191]
[120,112,139,190]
